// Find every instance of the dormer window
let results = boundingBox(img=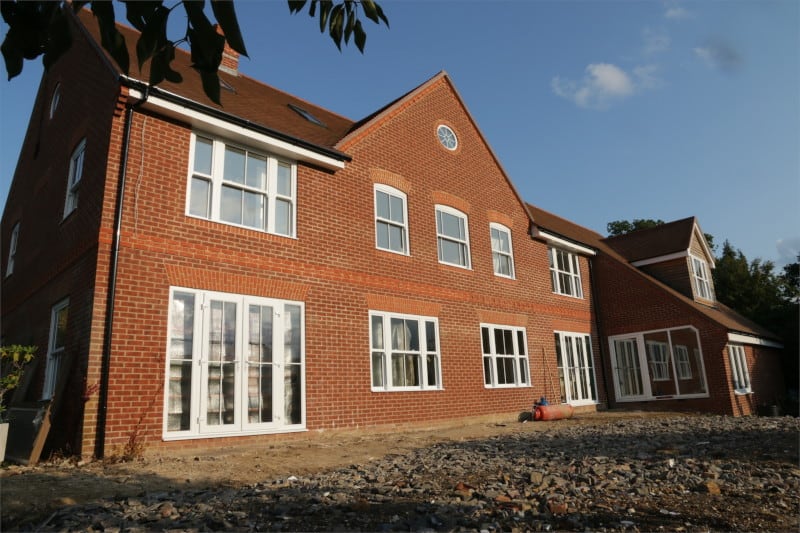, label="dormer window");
[691,255,714,301]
